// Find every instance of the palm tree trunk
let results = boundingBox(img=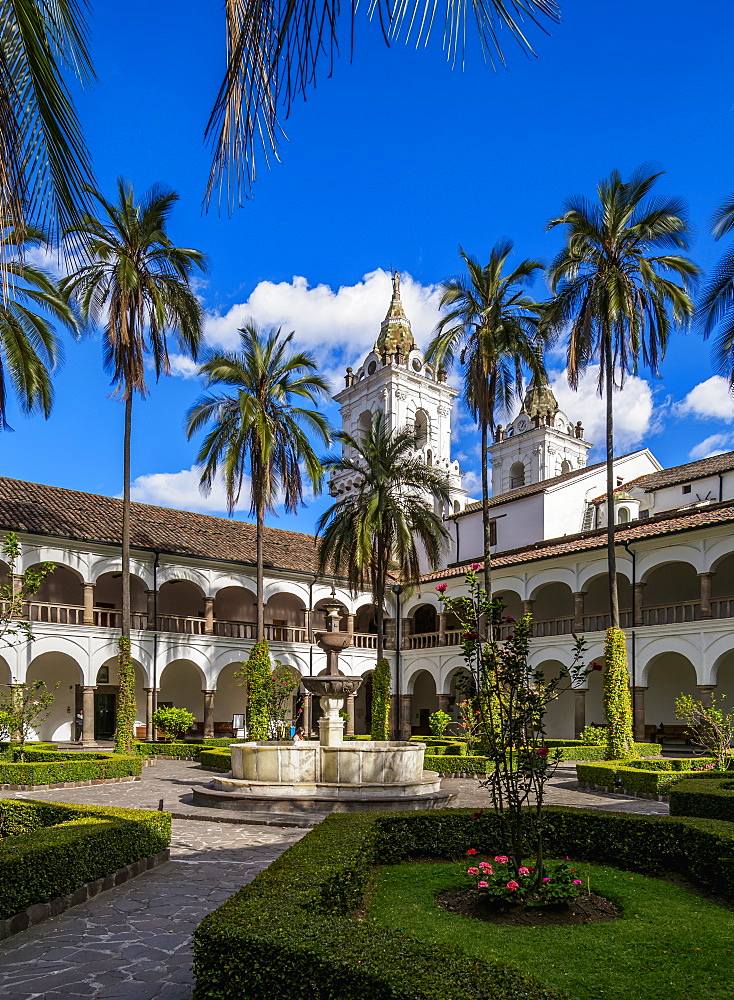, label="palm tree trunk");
[256,497,265,640]
[122,392,132,641]
[604,337,620,628]
[480,419,492,599]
